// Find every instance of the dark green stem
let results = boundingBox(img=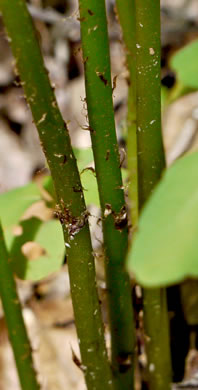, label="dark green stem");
[143,289,171,390]
[78,1,135,388]
[135,1,172,389]
[0,1,113,388]
[135,0,165,204]
[115,0,138,228]
[0,222,40,390]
